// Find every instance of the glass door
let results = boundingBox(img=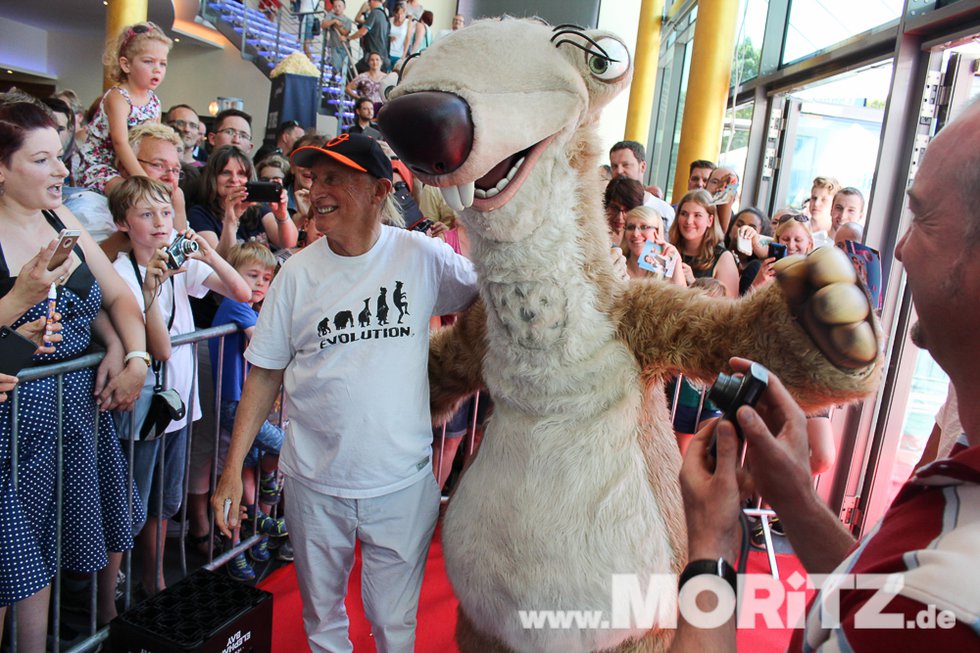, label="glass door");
[766,62,893,216]
[853,40,980,533]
